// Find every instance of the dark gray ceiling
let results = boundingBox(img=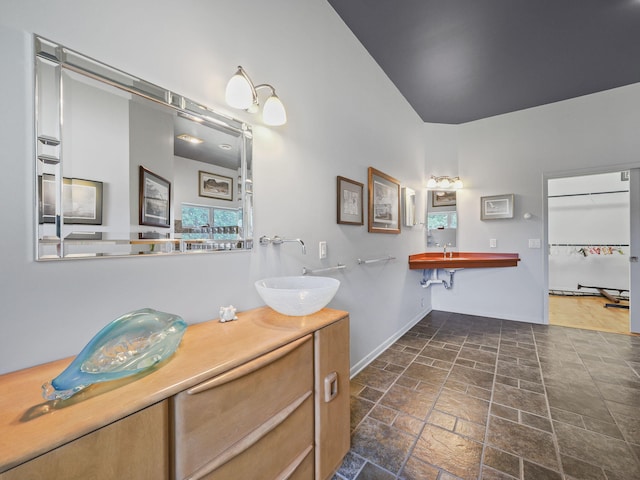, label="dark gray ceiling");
[327,0,640,124]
